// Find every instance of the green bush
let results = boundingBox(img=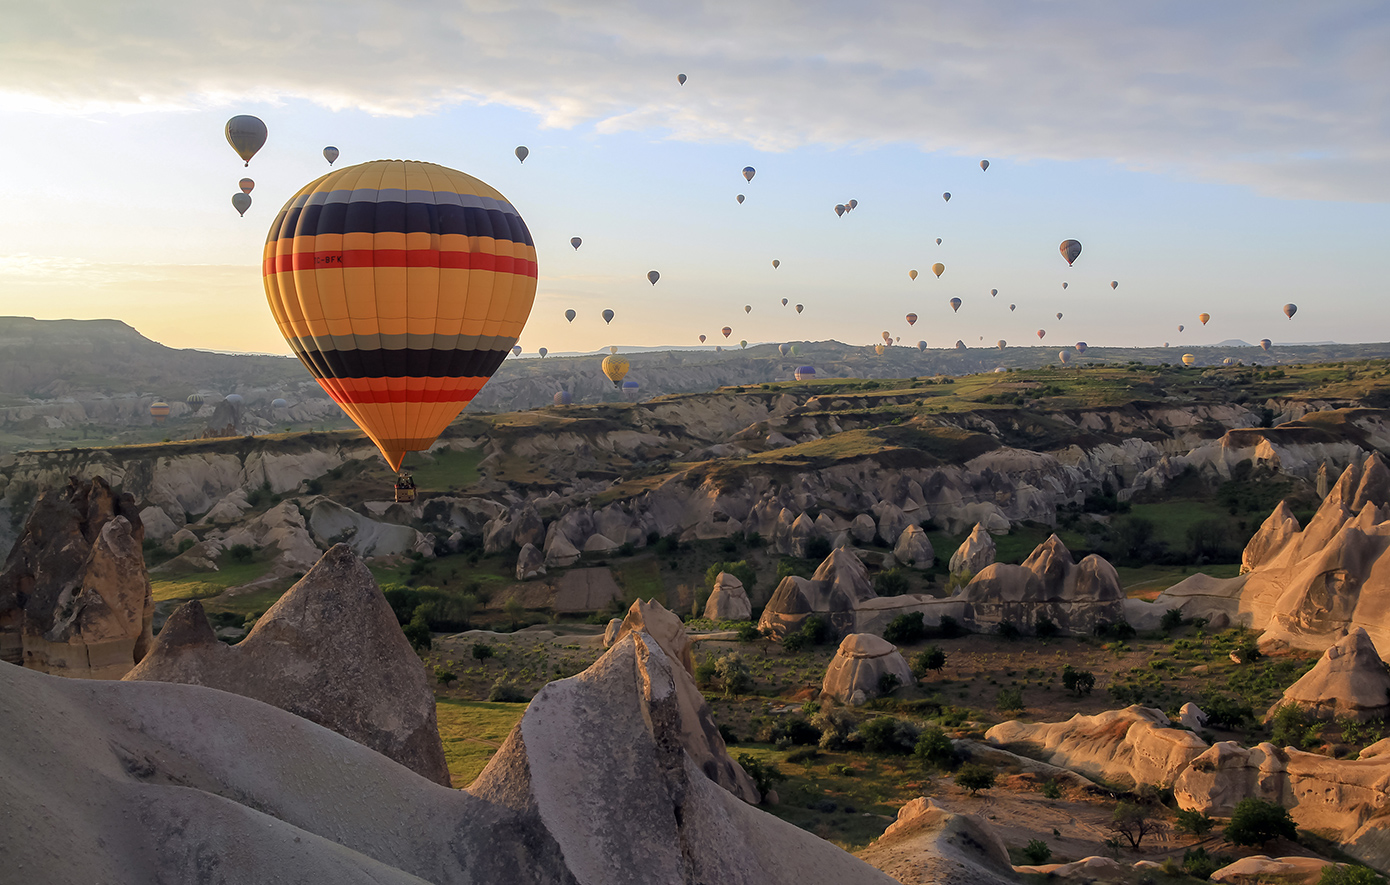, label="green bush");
[883,612,927,645]
[1319,866,1389,885]
[911,646,947,678]
[434,667,458,687]
[736,622,764,644]
[996,621,1021,640]
[934,615,964,638]
[1021,839,1052,865]
[1269,703,1323,750]
[694,653,718,688]
[856,716,920,754]
[714,652,752,698]
[877,672,902,696]
[736,753,786,799]
[1225,797,1297,847]
[1175,808,1214,836]
[1201,693,1253,730]
[914,727,956,770]
[1040,779,1063,800]
[471,641,494,662]
[1062,665,1095,696]
[705,560,756,595]
[874,568,910,597]
[1182,847,1221,880]
[401,603,432,651]
[812,705,857,751]
[1161,608,1185,633]
[996,686,1024,712]
[1034,616,1059,638]
[487,677,528,703]
[1110,801,1164,849]
[783,616,832,652]
[954,763,996,795]
[227,543,255,563]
